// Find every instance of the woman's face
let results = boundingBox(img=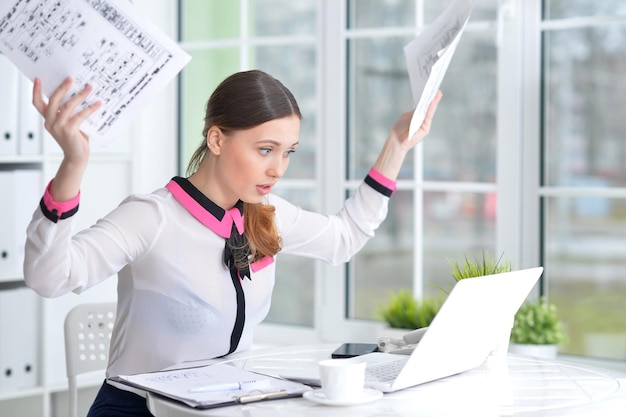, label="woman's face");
[210,115,300,207]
